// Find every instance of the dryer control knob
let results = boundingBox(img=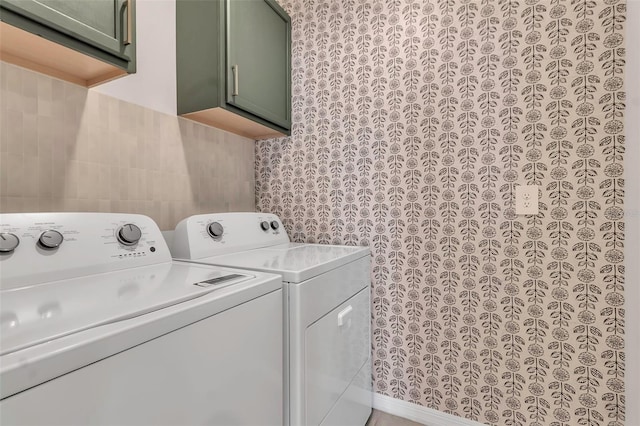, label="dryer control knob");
[39,230,63,249]
[260,221,270,231]
[207,222,224,239]
[0,233,20,253]
[270,221,280,230]
[117,224,142,246]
